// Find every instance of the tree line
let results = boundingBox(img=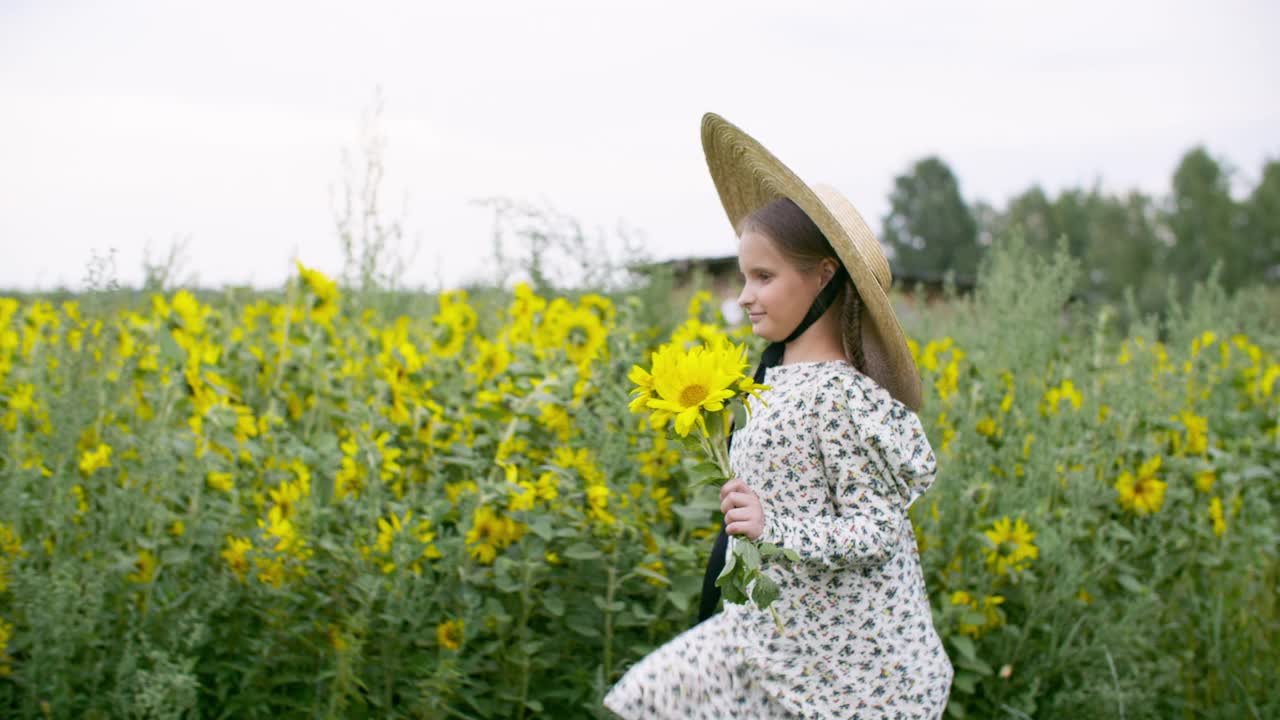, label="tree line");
[881,147,1280,312]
